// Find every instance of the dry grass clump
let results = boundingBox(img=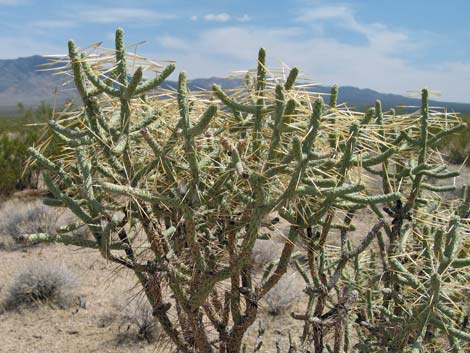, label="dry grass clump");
[251,239,283,270]
[0,231,15,249]
[252,239,305,317]
[4,261,79,309]
[0,198,91,249]
[118,298,162,344]
[262,271,304,316]
[0,199,59,245]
